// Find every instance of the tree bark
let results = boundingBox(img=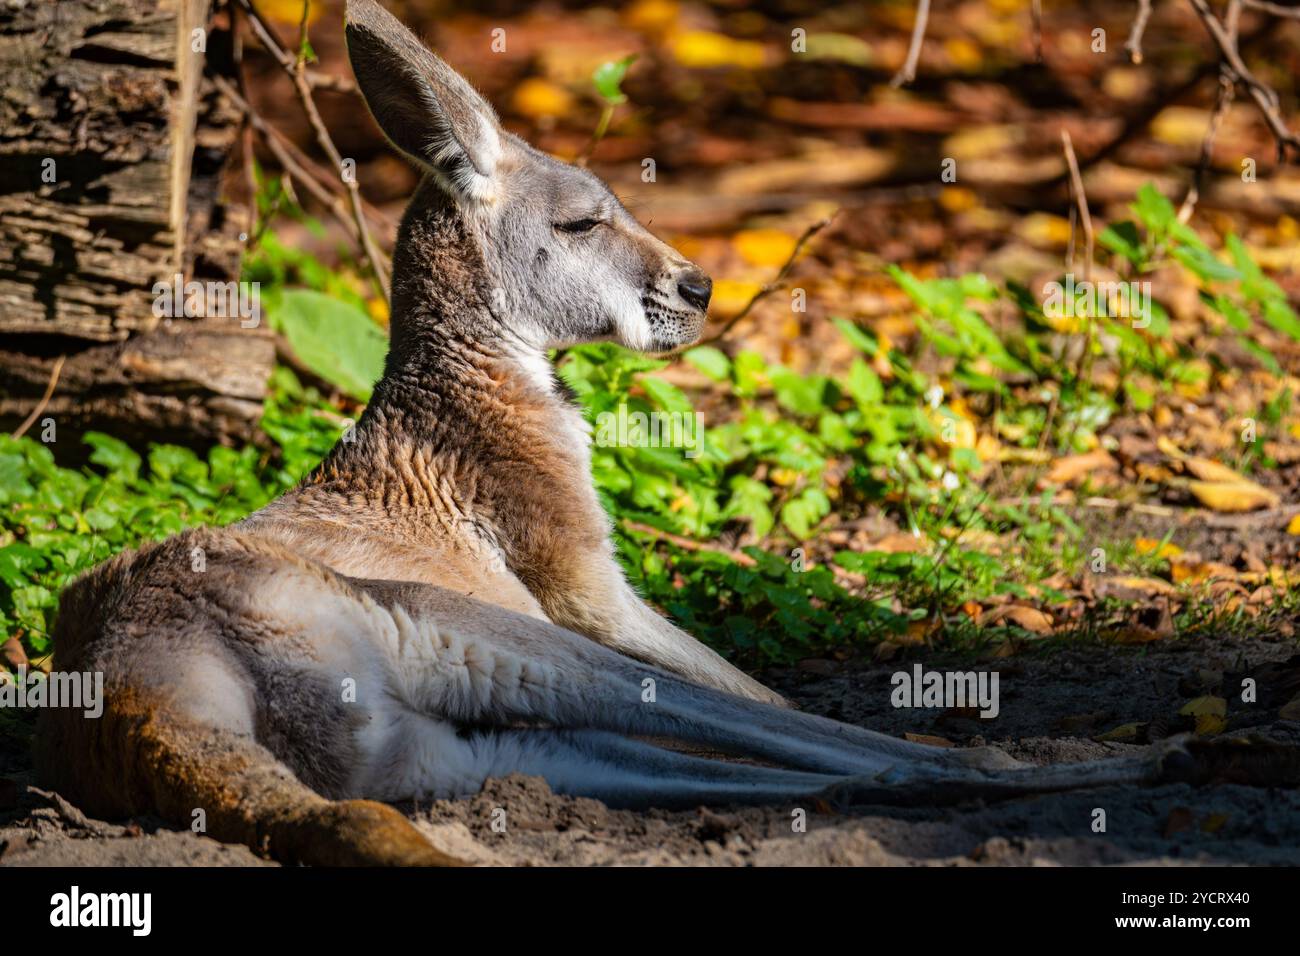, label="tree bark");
[0,0,267,447]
